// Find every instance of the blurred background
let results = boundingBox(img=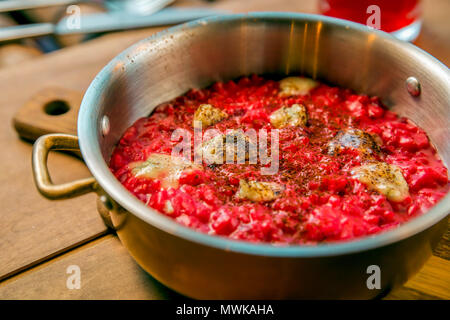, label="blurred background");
[0,0,448,70]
